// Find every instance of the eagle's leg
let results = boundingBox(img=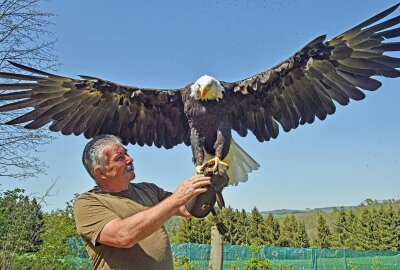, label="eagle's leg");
[195,165,204,174]
[211,208,228,235]
[198,156,229,174]
[216,190,225,209]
